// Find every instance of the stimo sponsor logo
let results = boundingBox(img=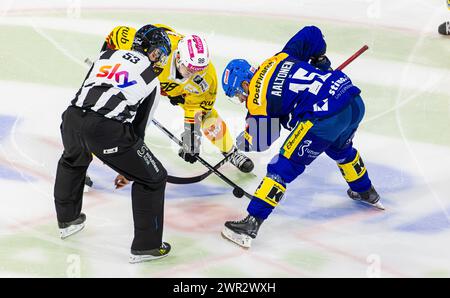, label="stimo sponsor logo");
[329,76,349,96]
[96,63,137,88]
